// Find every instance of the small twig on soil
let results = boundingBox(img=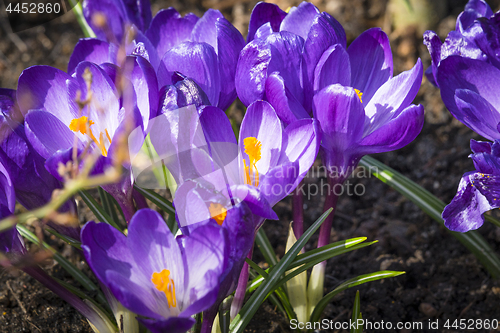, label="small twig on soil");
[459,300,475,318]
[6,281,41,332]
[6,281,28,315]
[0,19,28,53]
